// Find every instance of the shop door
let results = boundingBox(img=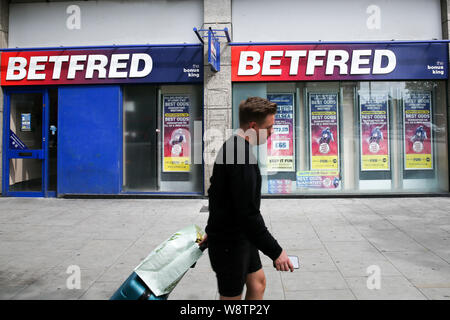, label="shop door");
[2,89,52,197]
[123,85,158,191]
